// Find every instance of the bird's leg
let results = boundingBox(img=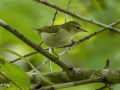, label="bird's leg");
[71,40,77,44]
[57,40,76,48]
[65,40,76,47]
[36,41,43,50]
[51,48,59,60]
